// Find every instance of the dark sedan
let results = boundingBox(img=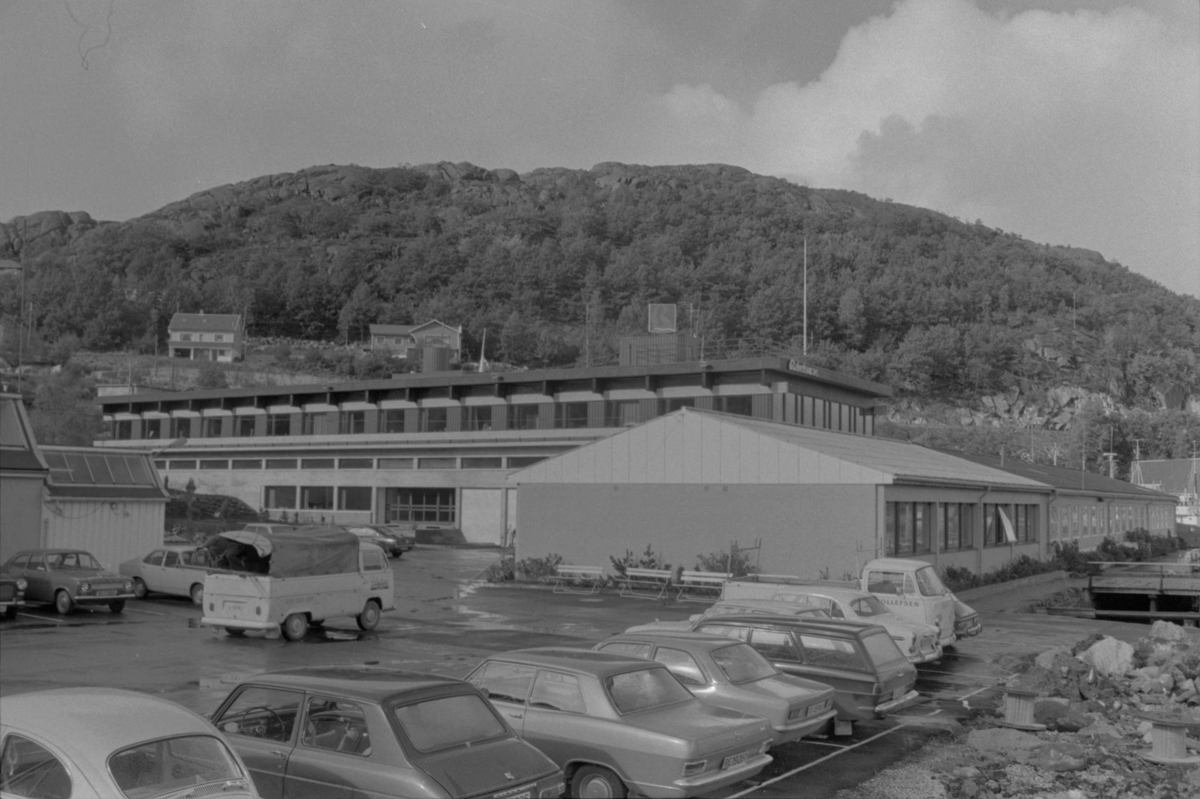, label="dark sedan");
[2,549,135,614]
[210,665,564,799]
